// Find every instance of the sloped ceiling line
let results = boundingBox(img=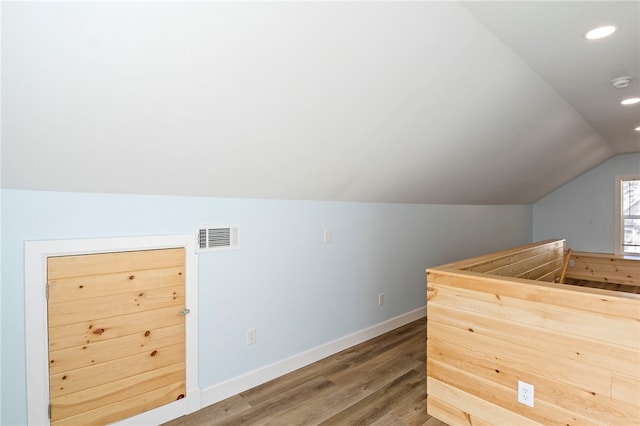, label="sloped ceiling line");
[2,1,636,204]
